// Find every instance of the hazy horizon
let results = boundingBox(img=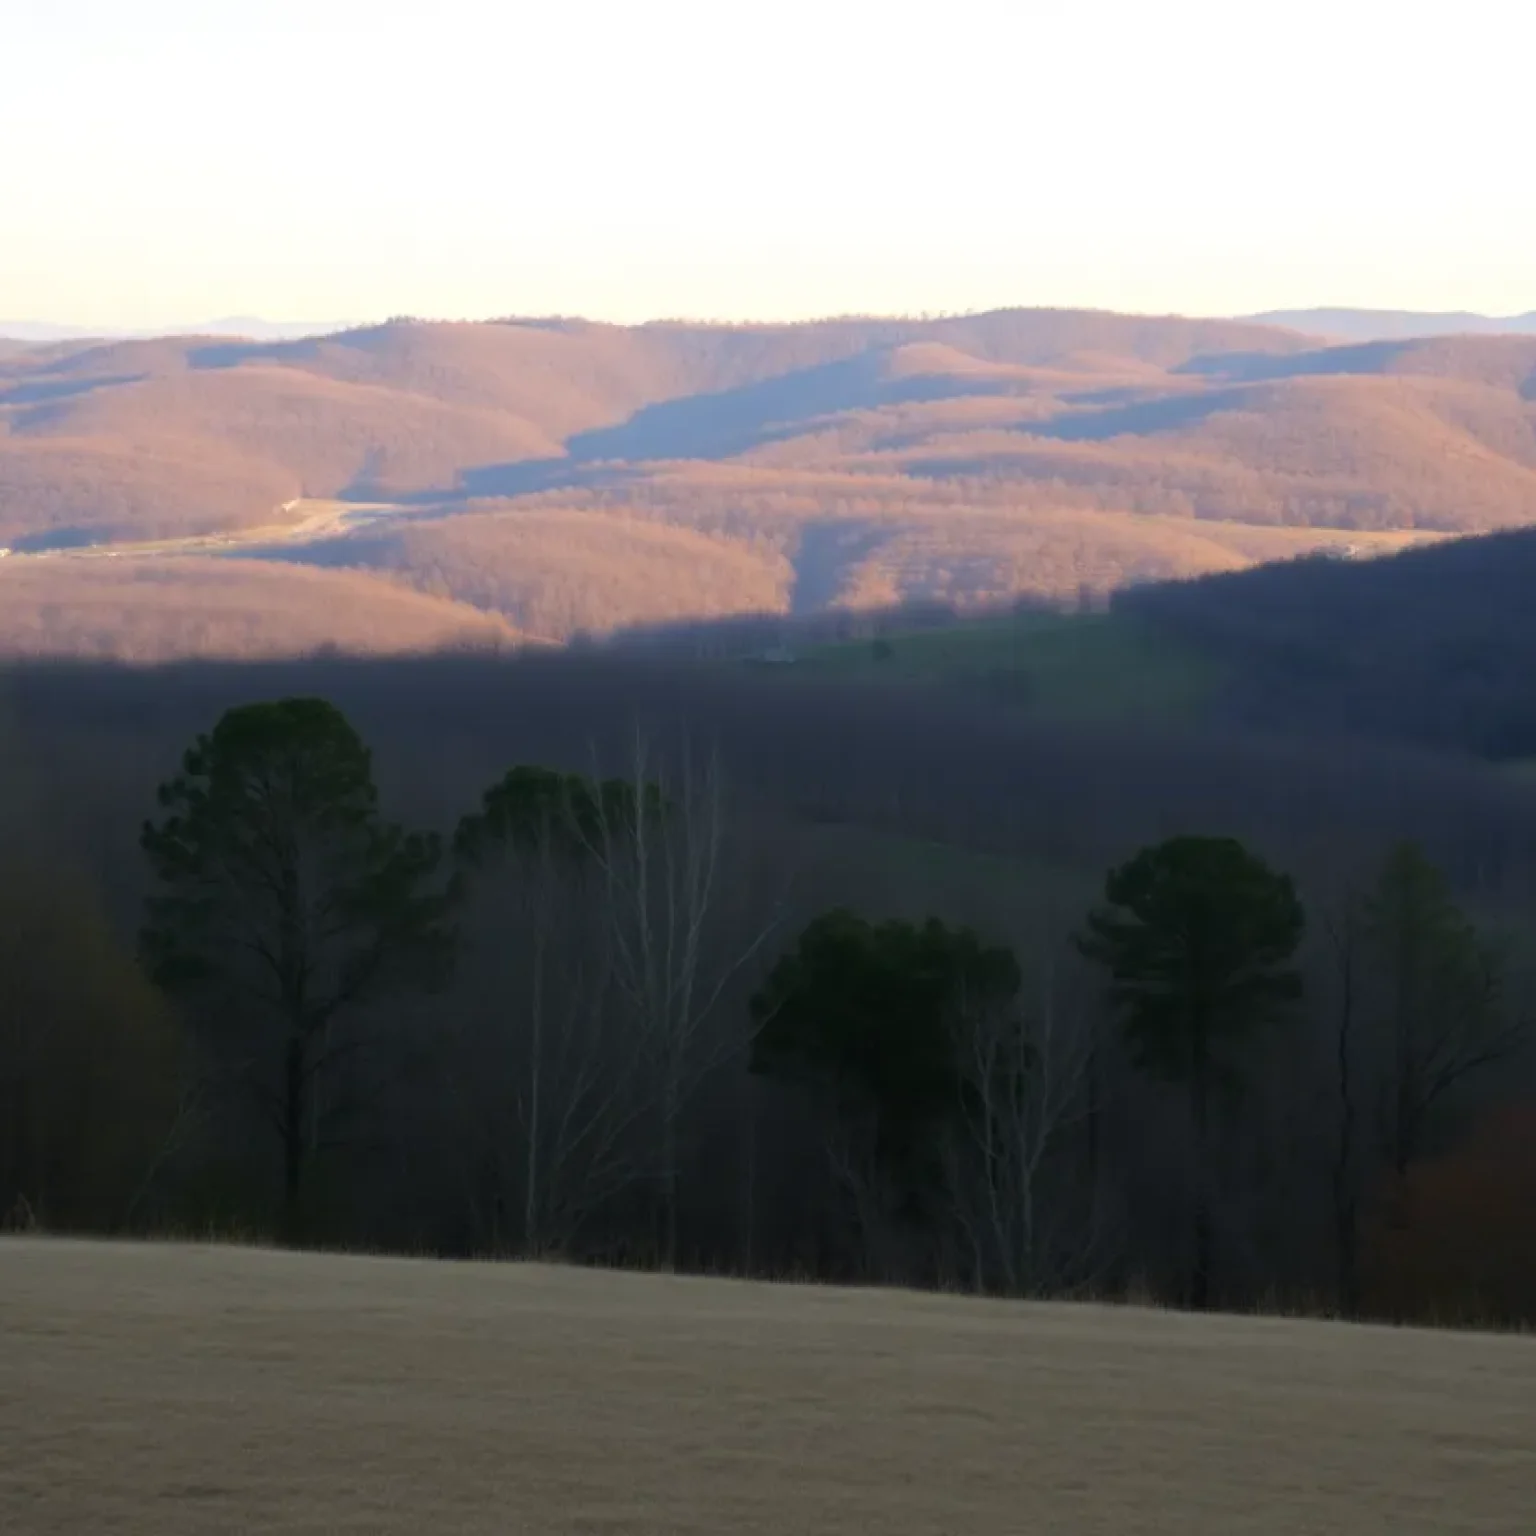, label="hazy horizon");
[5,303,1536,346]
[4,0,1531,328]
